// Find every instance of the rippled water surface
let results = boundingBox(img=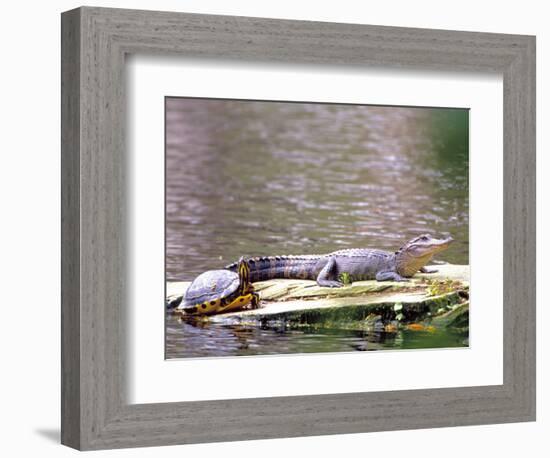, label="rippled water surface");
[166,98,468,281]
[165,98,469,358]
